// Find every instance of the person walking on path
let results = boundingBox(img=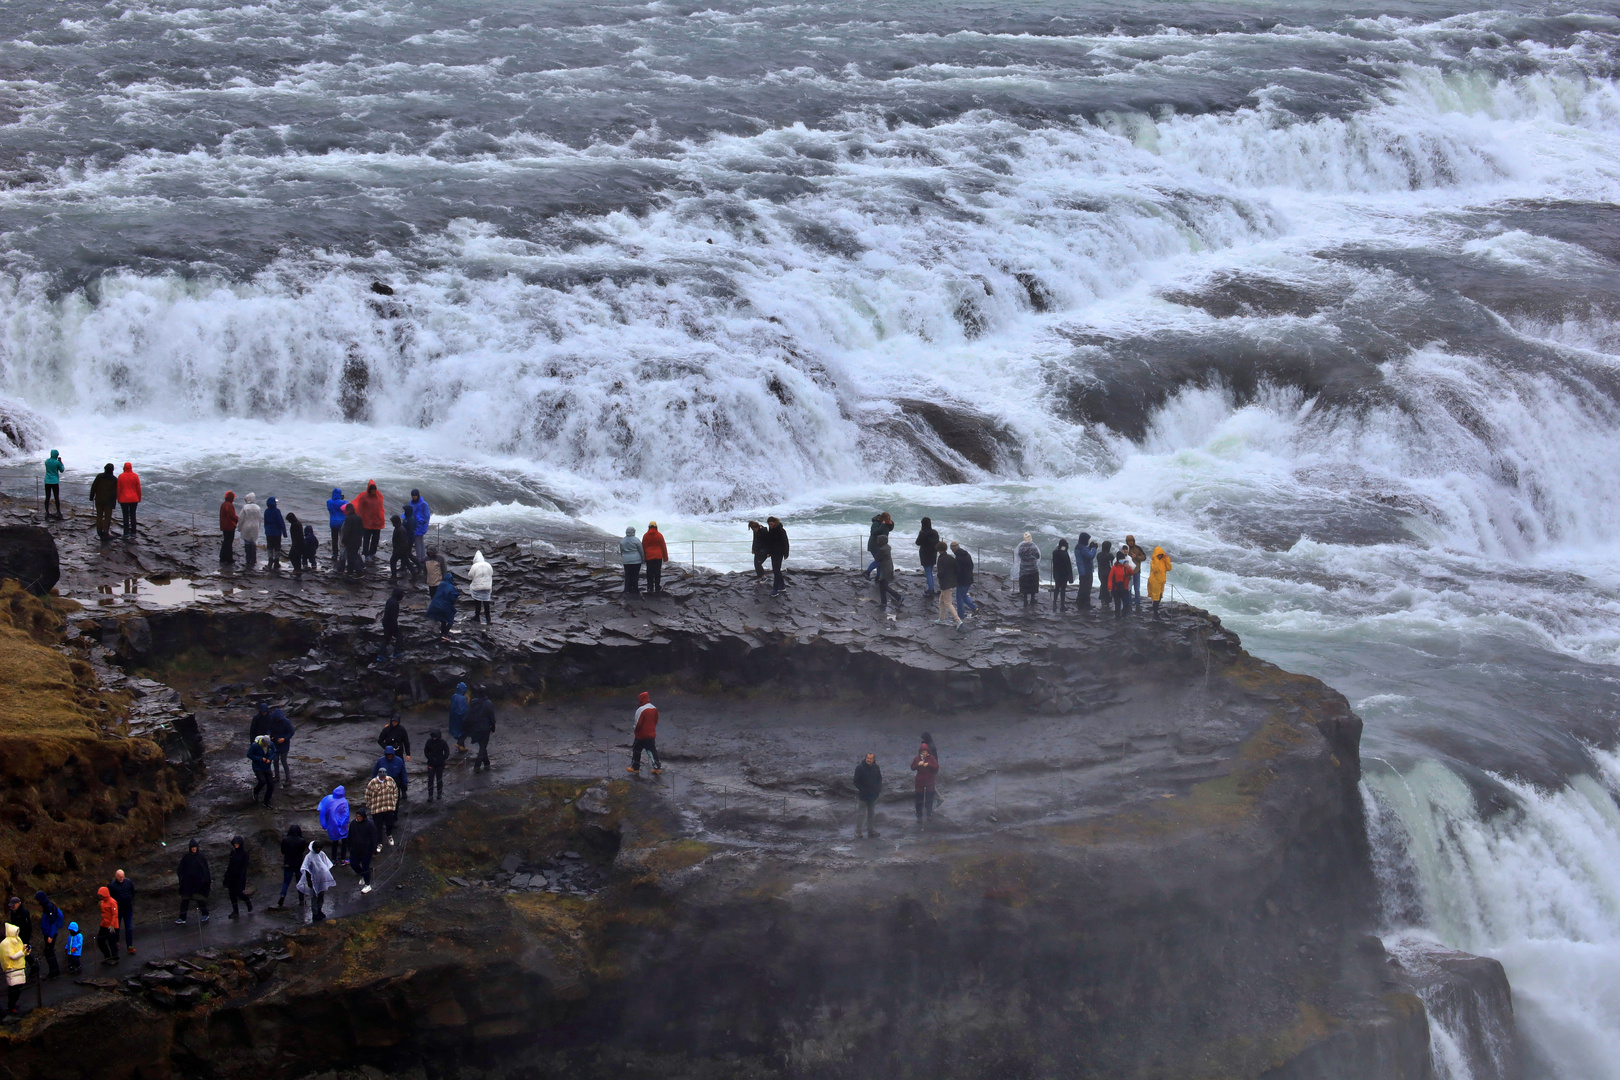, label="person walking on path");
[249,735,276,806]
[1109,552,1133,616]
[377,587,405,662]
[448,681,470,754]
[934,541,962,629]
[339,502,364,576]
[1147,546,1172,615]
[286,512,308,572]
[94,887,120,964]
[42,450,64,520]
[766,516,790,596]
[238,492,263,569]
[468,551,494,624]
[356,480,386,561]
[423,729,449,801]
[641,522,668,594]
[268,708,294,784]
[389,515,421,583]
[318,786,351,864]
[1125,534,1148,611]
[326,489,346,565]
[108,870,134,954]
[365,768,401,848]
[620,527,644,595]
[116,462,141,539]
[218,491,239,564]
[1051,538,1074,613]
[249,700,272,743]
[2,922,27,1016]
[263,497,285,570]
[872,528,902,610]
[375,745,408,798]
[34,892,61,979]
[175,839,211,924]
[377,714,411,762]
[348,808,378,893]
[5,898,30,967]
[864,512,893,578]
[409,490,431,564]
[950,541,977,616]
[89,463,118,541]
[224,836,253,918]
[910,742,939,824]
[916,517,940,596]
[749,520,769,579]
[1076,532,1097,611]
[853,753,883,838]
[277,825,304,907]
[297,842,336,923]
[1015,533,1041,609]
[465,687,496,773]
[64,923,82,975]
[426,573,458,641]
[627,691,661,776]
